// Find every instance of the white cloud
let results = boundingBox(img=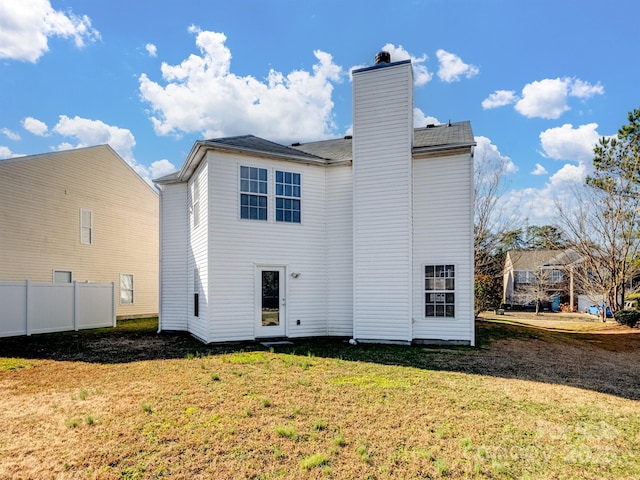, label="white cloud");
[482,90,516,109]
[531,163,547,175]
[139,28,343,144]
[0,0,100,62]
[549,162,589,185]
[514,77,604,119]
[539,123,600,162]
[570,79,604,98]
[436,49,479,83]
[1,128,20,141]
[474,135,518,174]
[0,146,14,158]
[501,161,593,226]
[149,159,177,179]
[145,43,157,57]
[380,43,432,86]
[52,115,136,162]
[413,108,439,128]
[515,78,570,119]
[22,116,49,136]
[49,115,176,184]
